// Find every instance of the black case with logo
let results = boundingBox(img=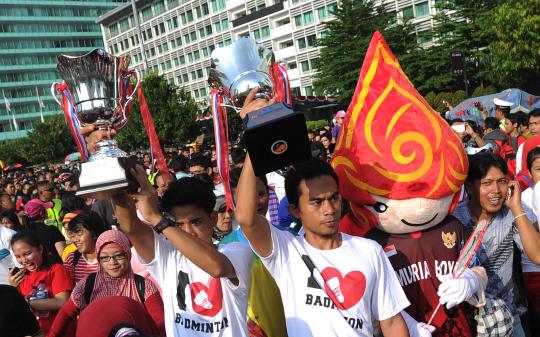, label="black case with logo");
[243,103,310,176]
